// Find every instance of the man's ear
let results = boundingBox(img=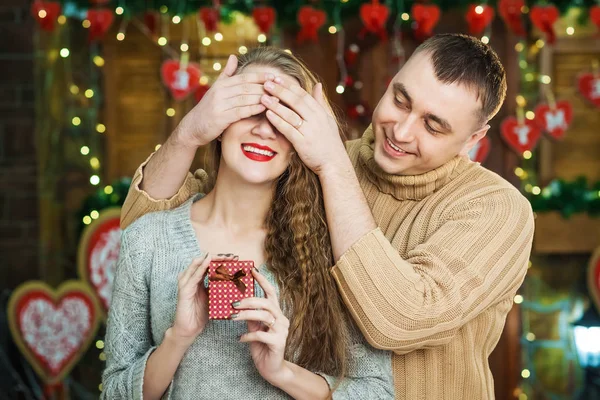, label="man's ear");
[460,124,490,157]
